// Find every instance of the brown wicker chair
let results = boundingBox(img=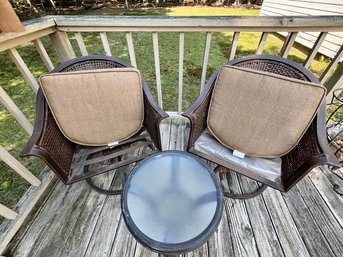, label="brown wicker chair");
[182,55,340,197]
[21,56,168,193]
